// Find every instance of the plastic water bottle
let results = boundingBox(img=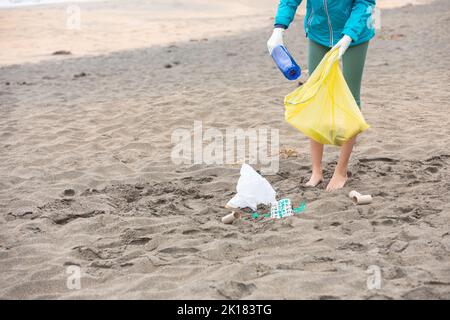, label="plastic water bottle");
[271,45,301,81]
